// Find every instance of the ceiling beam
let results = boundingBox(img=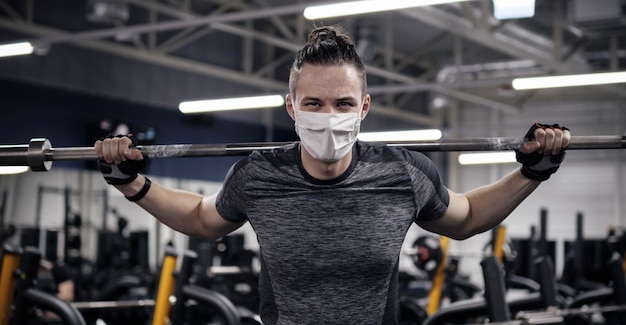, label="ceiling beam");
[0,17,286,91]
[0,17,439,126]
[400,6,587,73]
[16,2,313,46]
[0,1,525,114]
